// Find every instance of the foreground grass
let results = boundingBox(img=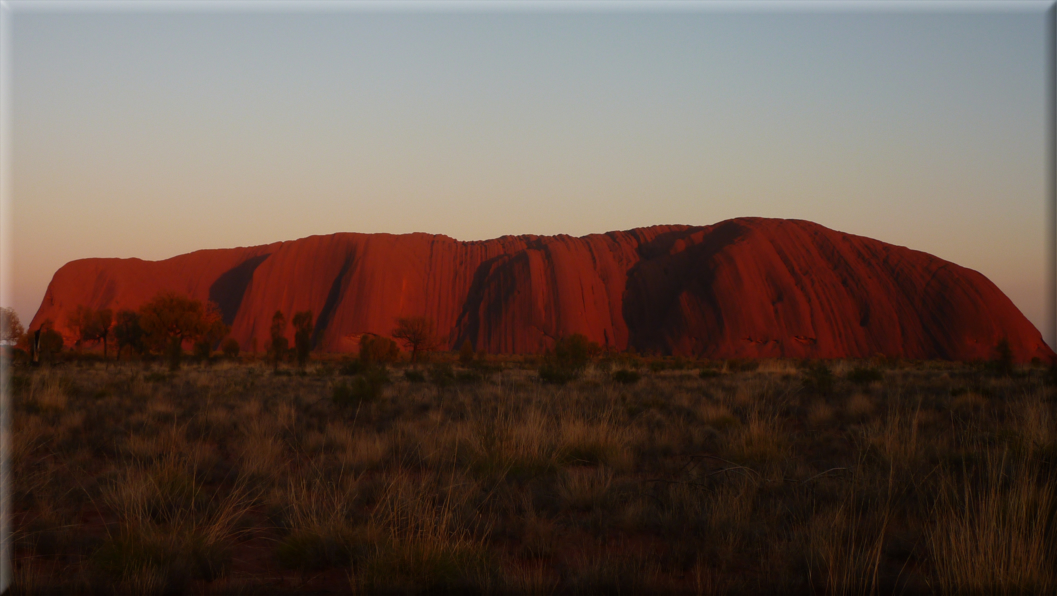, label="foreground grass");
[4,356,1056,594]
